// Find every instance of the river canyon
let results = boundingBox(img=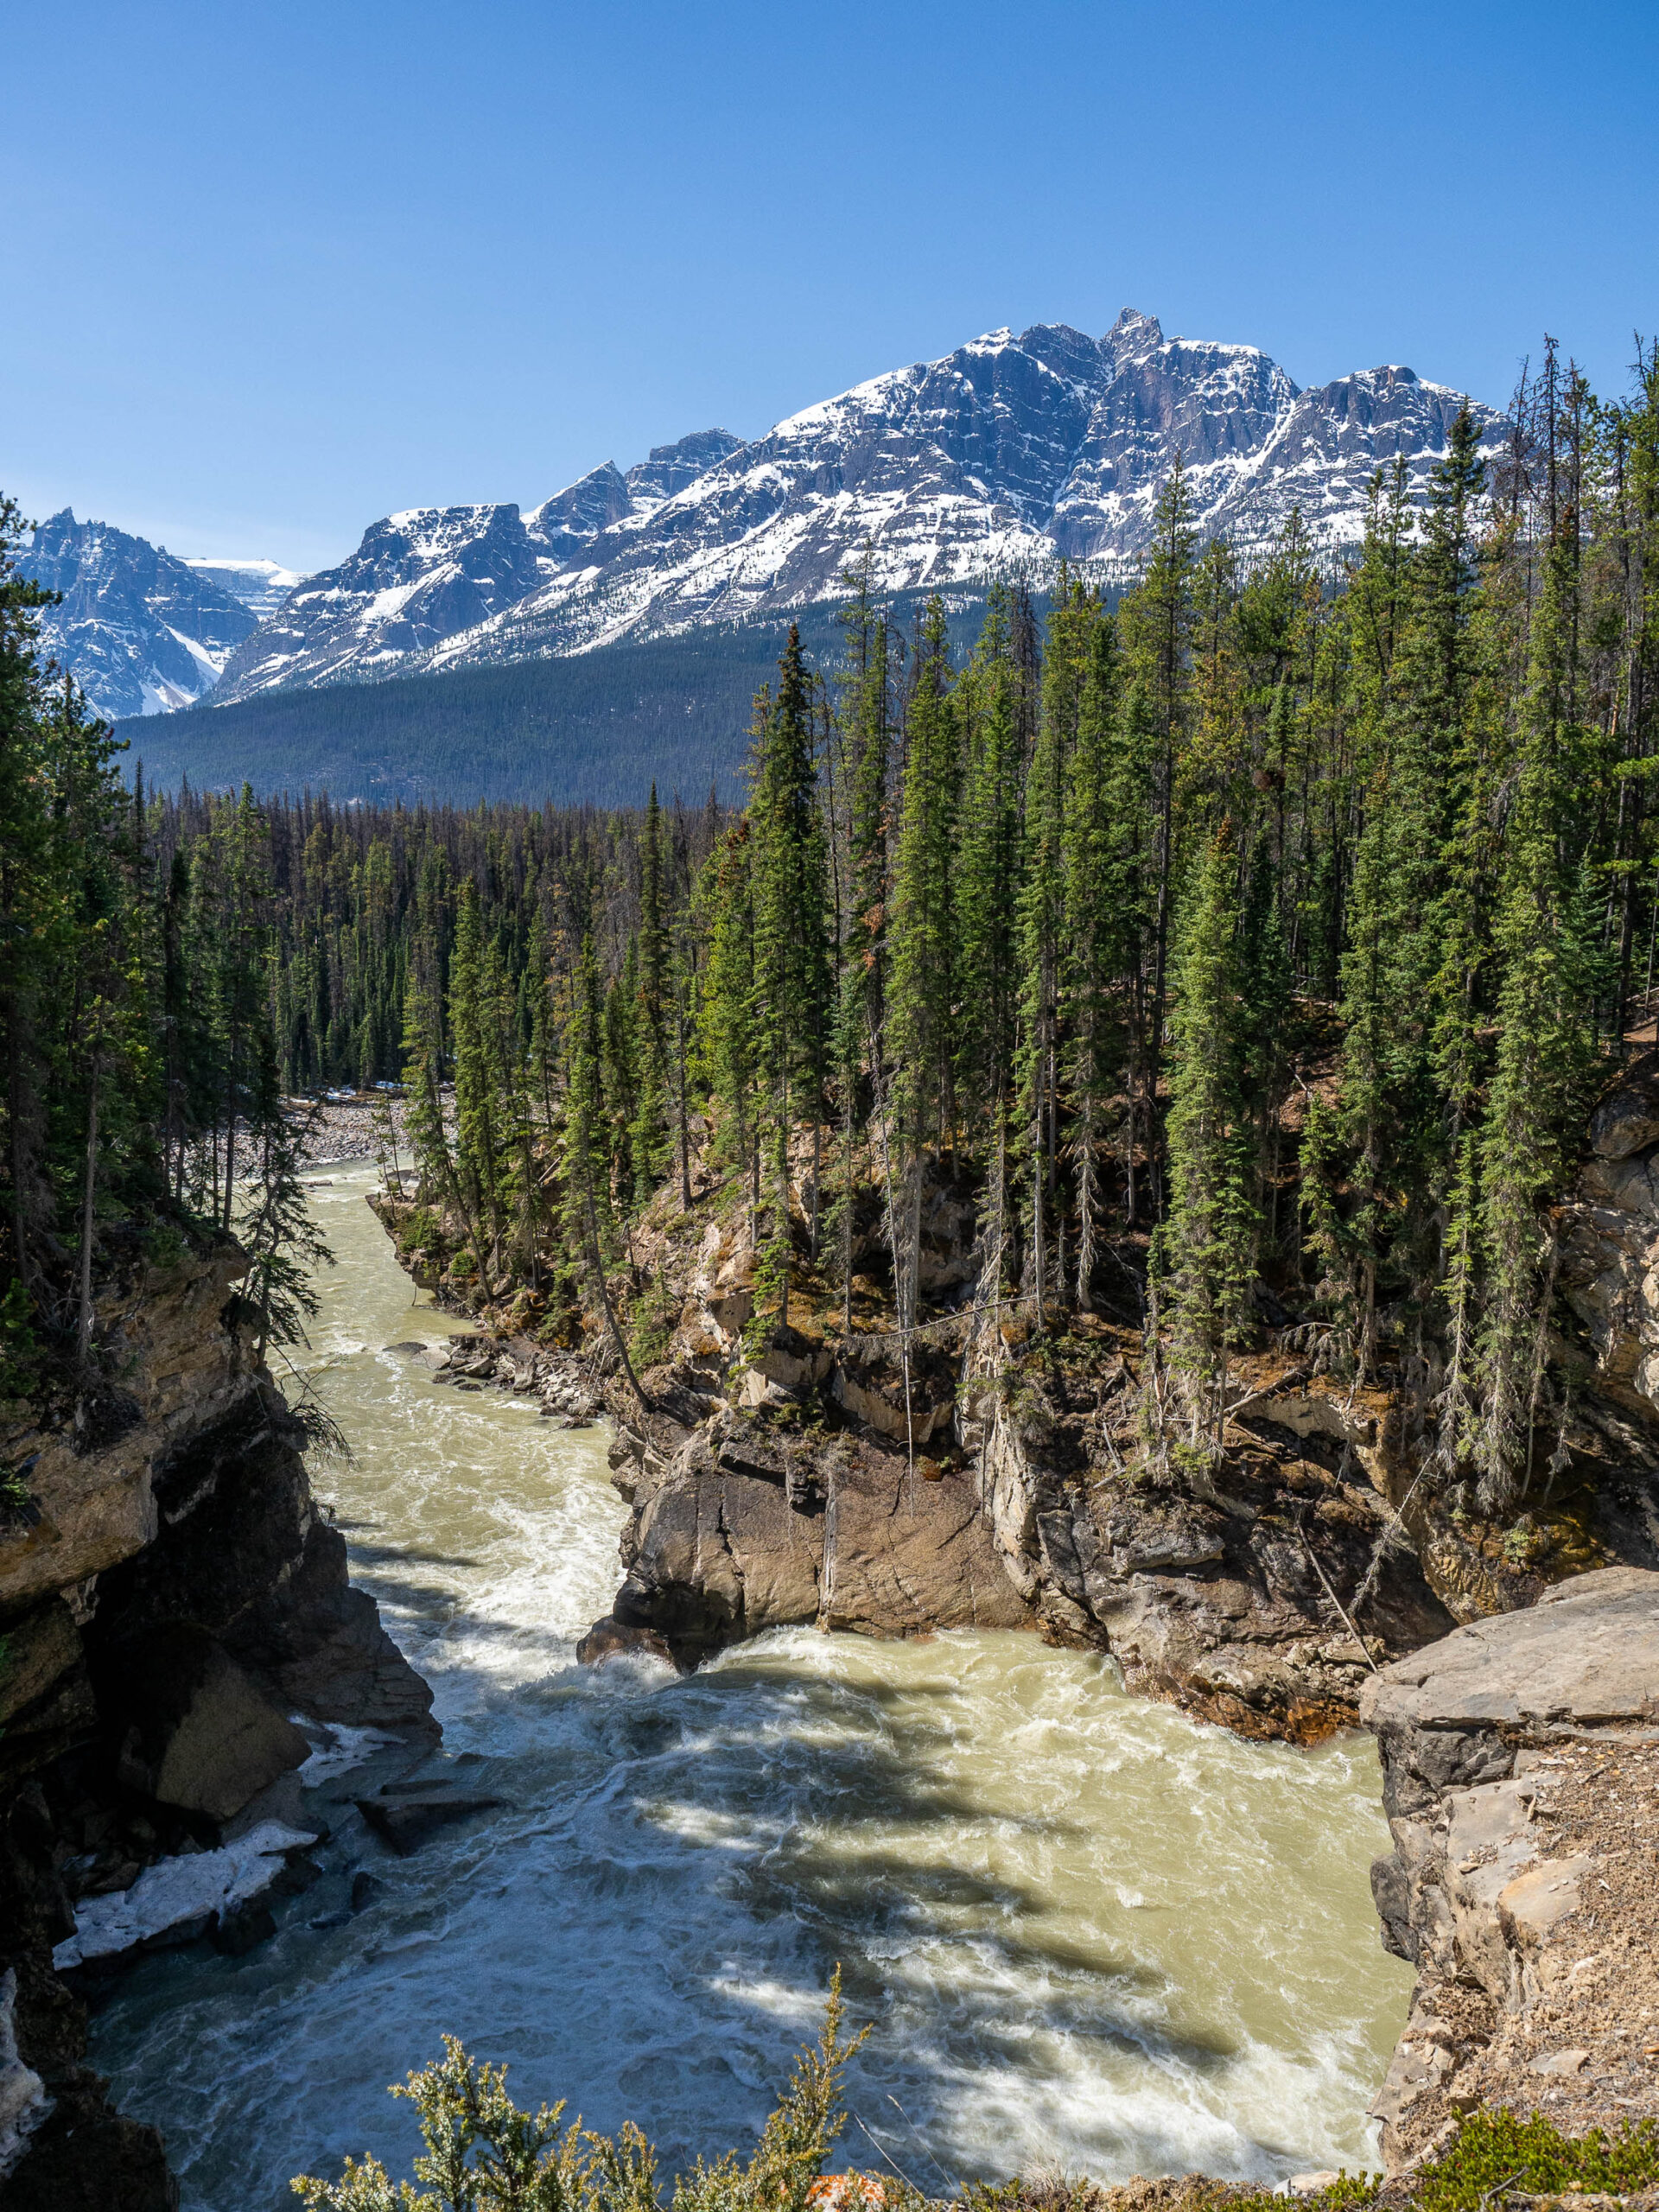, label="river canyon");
[83,1166,1415,2209]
